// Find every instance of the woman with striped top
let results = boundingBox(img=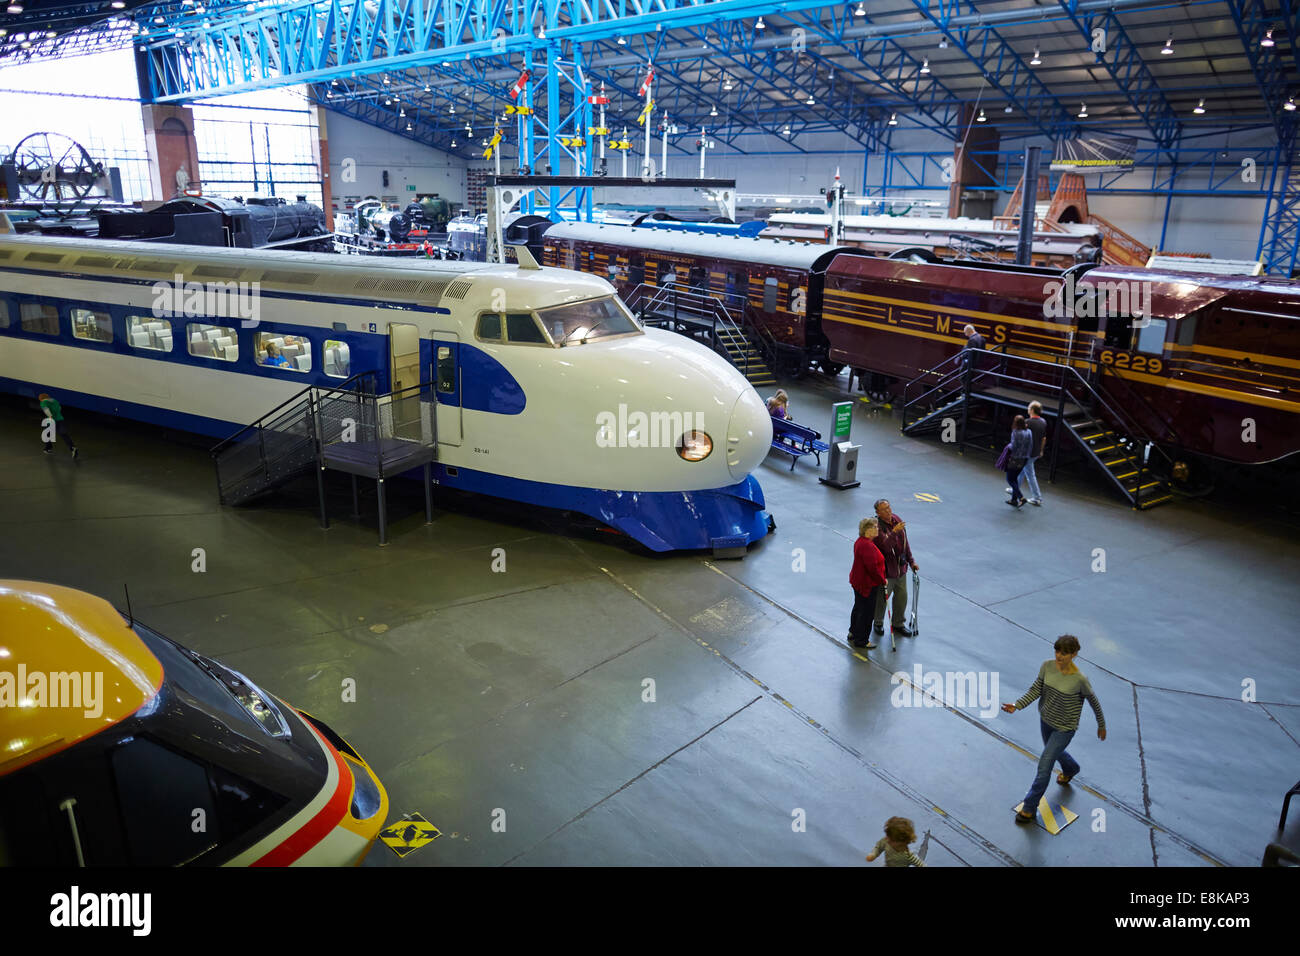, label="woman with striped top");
[1001,634,1107,824]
